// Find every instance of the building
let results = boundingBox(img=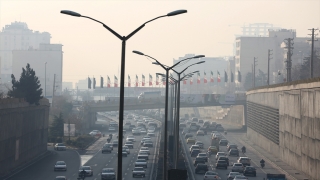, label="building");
[12,44,63,97]
[0,21,51,82]
[235,29,298,89]
[62,82,73,90]
[75,79,88,90]
[172,54,229,93]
